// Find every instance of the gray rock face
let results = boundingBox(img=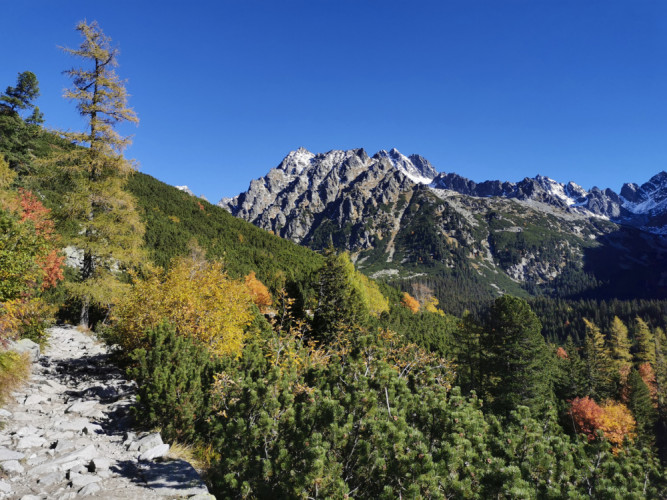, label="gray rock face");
[0,326,215,499]
[218,149,667,297]
[220,148,435,246]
